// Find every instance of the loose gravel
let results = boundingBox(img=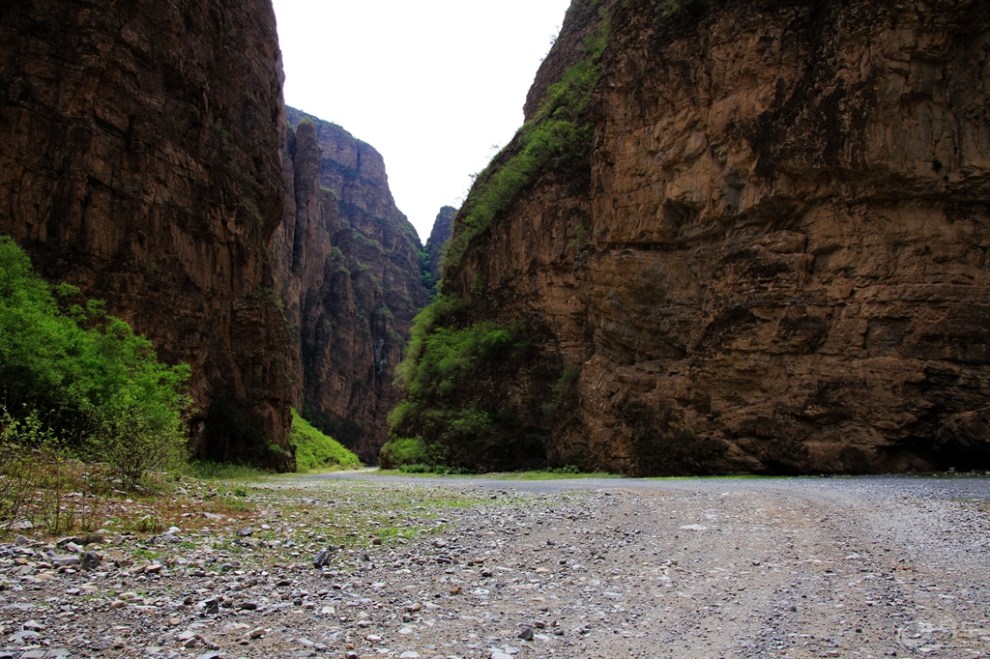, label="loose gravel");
[1,475,988,658]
